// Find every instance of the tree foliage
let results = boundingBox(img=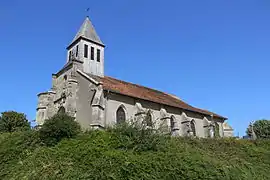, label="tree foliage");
[0,111,30,133]
[246,119,270,139]
[39,113,81,146]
